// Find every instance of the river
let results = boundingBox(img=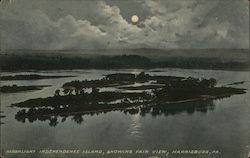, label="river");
[0,68,249,158]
